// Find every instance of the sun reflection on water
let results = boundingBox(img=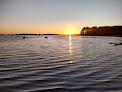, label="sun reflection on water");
[69,35,73,63]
